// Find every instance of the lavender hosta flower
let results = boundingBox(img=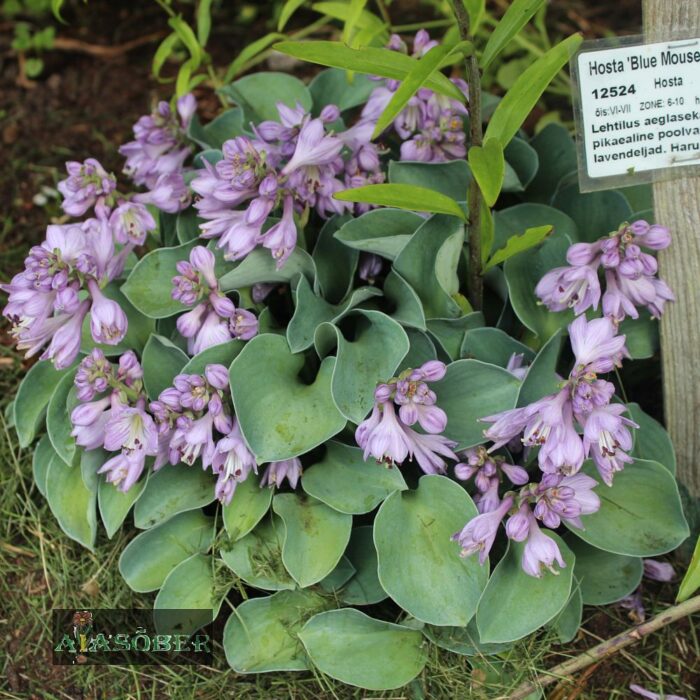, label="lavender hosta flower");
[642,558,675,582]
[260,195,297,269]
[70,395,113,450]
[630,685,686,700]
[134,171,190,214]
[582,403,637,486]
[282,117,344,175]
[57,158,116,217]
[109,201,156,246]
[211,418,257,504]
[620,589,646,623]
[452,496,513,564]
[229,308,259,340]
[505,353,529,381]
[533,472,600,529]
[358,253,384,283]
[505,502,531,542]
[120,94,196,188]
[454,446,529,494]
[260,458,302,489]
[521,513,566,578]
[536,220,674,323]
[87,280,128,346]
